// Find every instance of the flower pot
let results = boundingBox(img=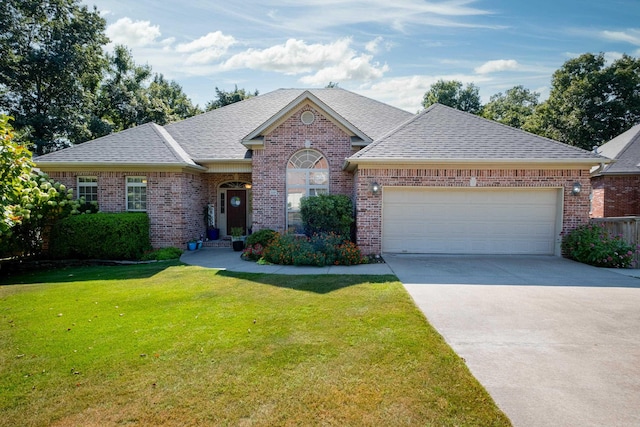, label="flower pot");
[197,240,203,249]
[187,242,197,251]
[207,228,219,240]
[232,240,245,252]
